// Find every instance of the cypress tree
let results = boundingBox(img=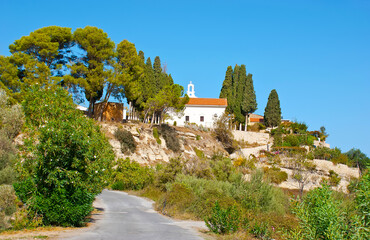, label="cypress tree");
[242,72,257,115]
[138,50,145,63]
[220,66,233,99]
[264,89,281,127]
[143,57,155,101]
[231,65,243,123]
